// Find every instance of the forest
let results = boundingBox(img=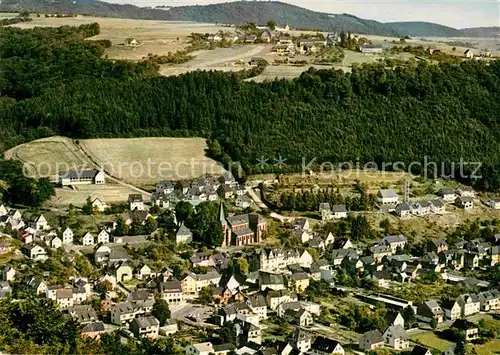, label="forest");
[0,23,499,192]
